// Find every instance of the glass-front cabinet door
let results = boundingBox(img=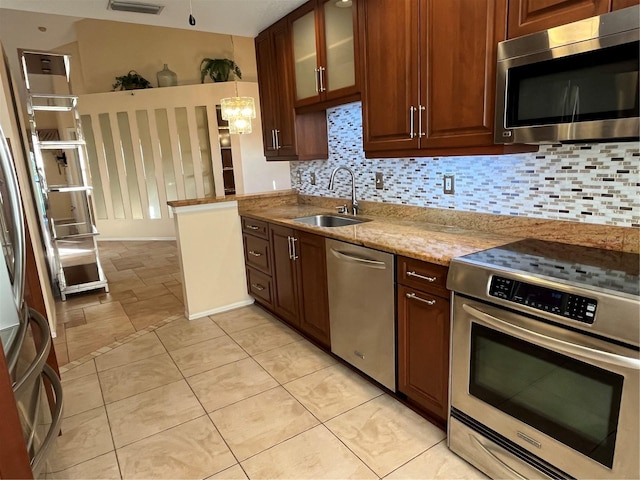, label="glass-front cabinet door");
[290,0,359,108]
